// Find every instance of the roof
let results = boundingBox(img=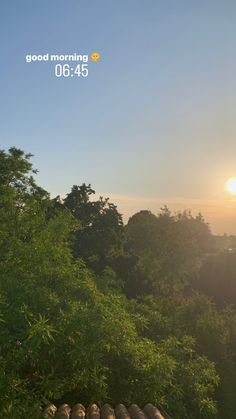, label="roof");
[43,402,172,419]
